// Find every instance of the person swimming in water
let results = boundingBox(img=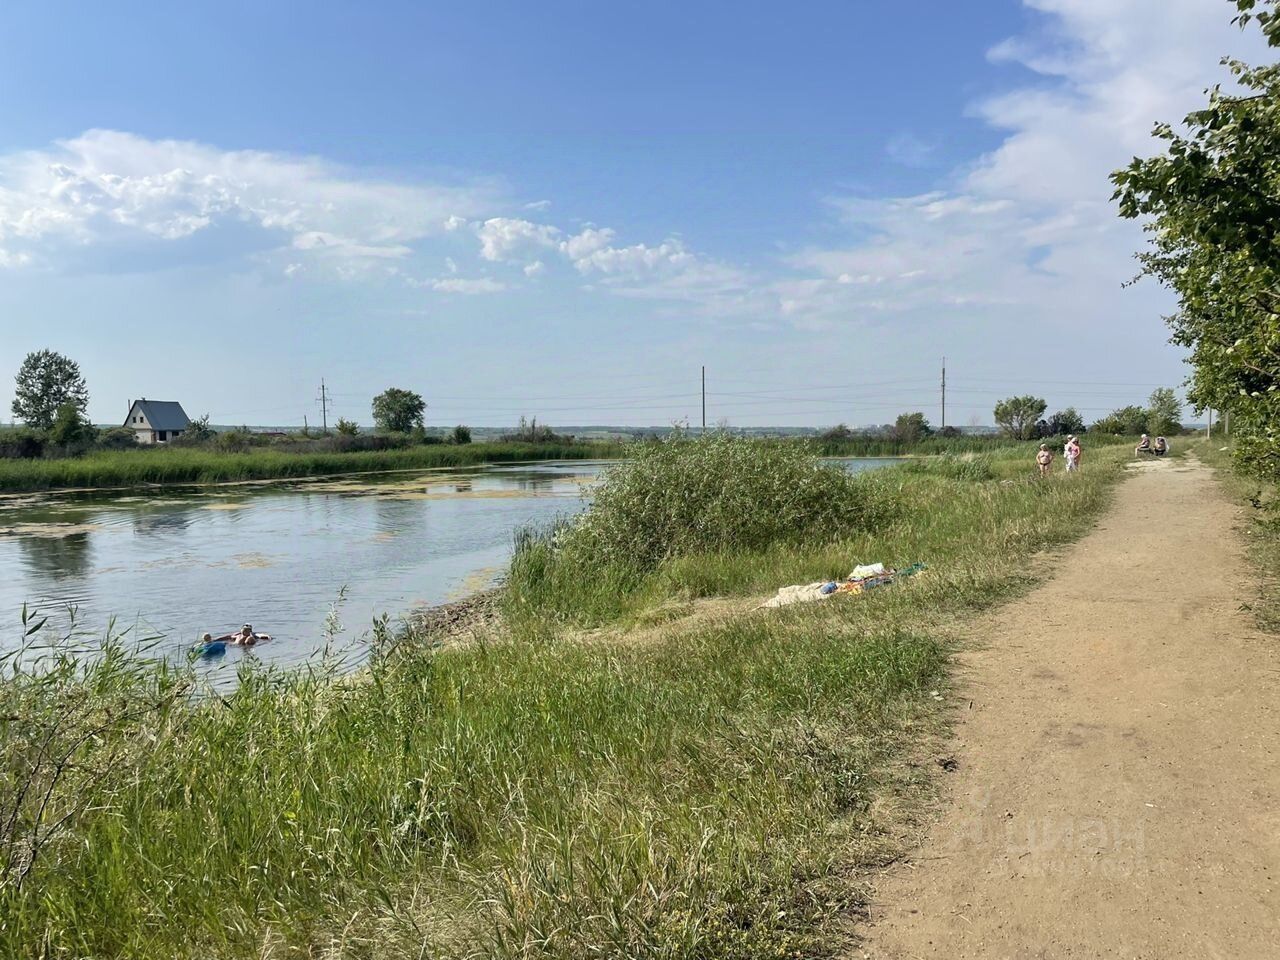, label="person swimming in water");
[213,624,271,646]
